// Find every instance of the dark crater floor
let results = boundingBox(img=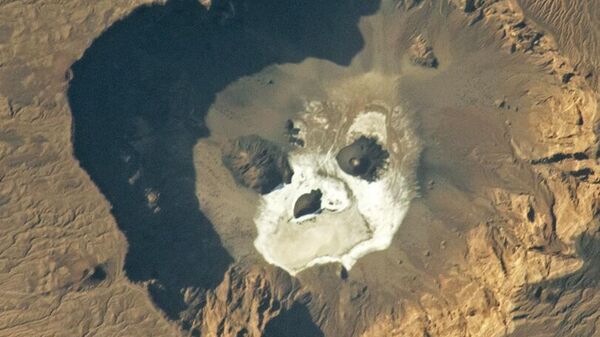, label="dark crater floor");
[67,0,379,333]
